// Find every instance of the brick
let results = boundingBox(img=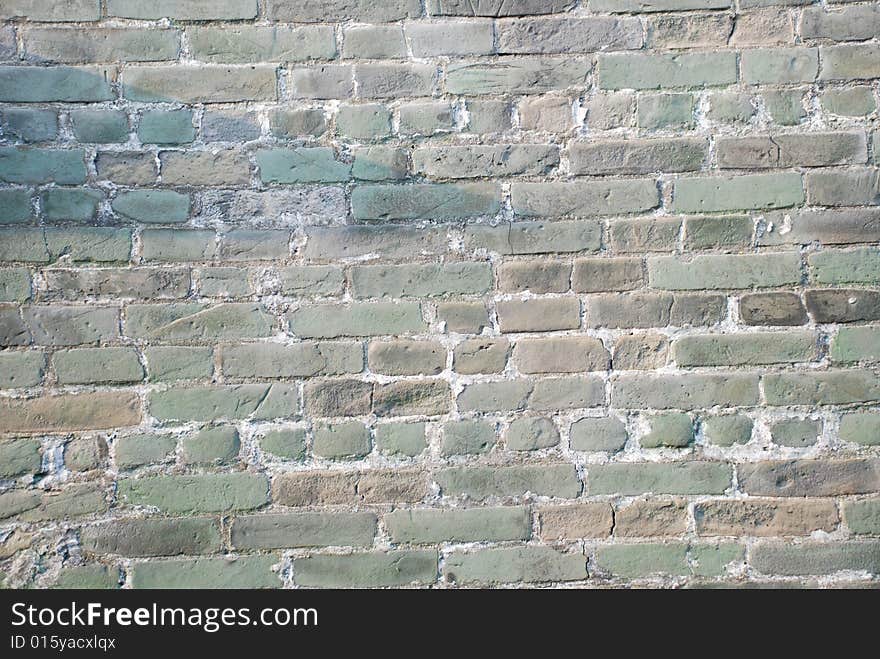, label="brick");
[375,423,426,457]
[291,64,353,99]
[222,342,361,379]
[446,57,591,95]
[615,499,689,537]
[589,462,732,495]
[112,190,190,223]
[569,138,705,175]
[197,267,250,297]
[707,92,755,123]
[438,302,490,334]
[610,217,681,253]
[1,0,101,21]
[289,302,425,338]
[496,16,642,54]
[732,7,794,45]
[81,518,222,557]
[586,292,725,328]
[844,499,880,535]
[506,417,560,451]
[267,0,419,22]
[46,268,190,301]
[149,385,297,422]
[751,541,880,576]
[740,292,807,326]
[336,104,392,139]
[21,306,119,346]
[673,331,817,366]
[23,28,178,63]
[591,0,730,11]
[279,266,343,296]
[763,370,880,405]
[54,347,143,385]
[467,100,512,133]
[1,484,108,522]
[1,108,57,143]
[407,21,494,57]
[343,25,406,59]
[649,253,801,290]
[499,260,570,294]
[695,499,838,537]
[0,351,44,389]
[716,133,867,169]
[53,566,117,590]
[649,13,733,49]
[638,93,695,129]
[122,66,277,103]
[596,544,689,578]
[441,420,497,456]
[464,221,602,255]
[511,180,660,218]
[760,209,880,247]
[131,556,278,589]
[428,0,574,16]
[613,333,669,370]
[304,380,372,417]
[0,392,140,435]
[64,436,107,472]
[350,263,491,298]
[0,66,114,102]
[141,230,216,262]
[138,110,195,144]
[313,422,371,459]
[518,96,571,132]
[802,5,880,42]
[435,463,581,499]
[770,418,821,448]
[573,257,644,292]
[821,87,876,117]
[386,507,529,544]
[0,438,41,478]
[96,152,157,185]
[270,107,328,140]
[497,298,581,332]
[352,147,408,181]
[0,190,34,225]
[160,150,250,186]
[739,459,880,497]
[352,184,500,221]
[613,372,759,409]
[413,145,559,179]
[272,471,357,506]
[126,303,272,341]
[119,473,268,514]
[115,434,176,469]
[0,148,86,185]
[373,380,450,417]
[232,512,375,550]
[702,414,753,446]
[188,26,334,63]
[445,547,585,585]
[531,376,604,411]
[221,231,291,261]
[260,429,306,461]
[598,52,737,89]
[257,148,349,184]
[108,0,257,20]
[513,337,608,374]
[831,327,880,363]
[640,413,694,448]
[293,550,437,588]
[839,413,880,447]
[202,110,261,142]
[0,268,31,303]
[357,63,434,99]
[820,44,880,82]
[181,427,240,465]
[741,48,818,84]
[41,188,103,221]
[69,109,128,144]
[537,503,614,540]
[569,417,627,453]
[762,89,806,125]
[673,173,804,213]
[453,339,509,374]
[368,340,445,376]
[809,248,880,285]
[357,468,427,503]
